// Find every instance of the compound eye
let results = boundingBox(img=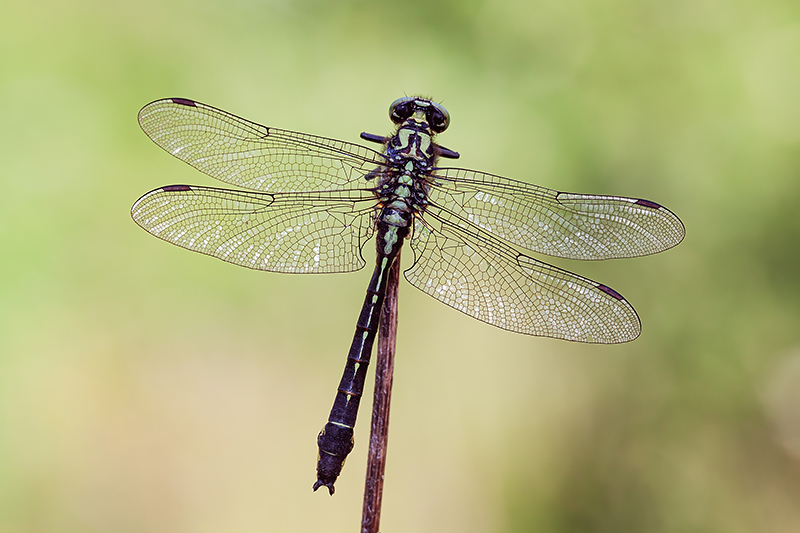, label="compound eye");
[427,104,450,133]
[389,97,415,124]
